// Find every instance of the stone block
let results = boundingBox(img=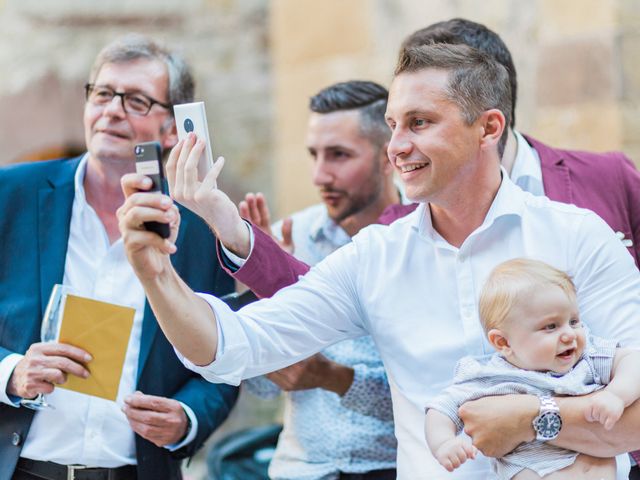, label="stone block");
[536,38,617,107]
[533,103,622,152]
[618,0,640,30]
[271,0,371,67]
[539,0,616,40]
[619,32,640,101]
